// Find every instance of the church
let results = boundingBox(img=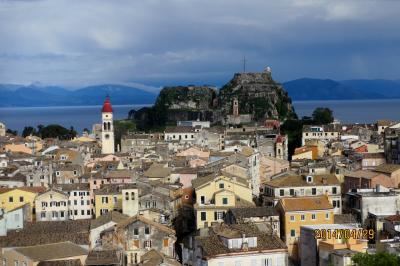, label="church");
[101,96,115,154]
